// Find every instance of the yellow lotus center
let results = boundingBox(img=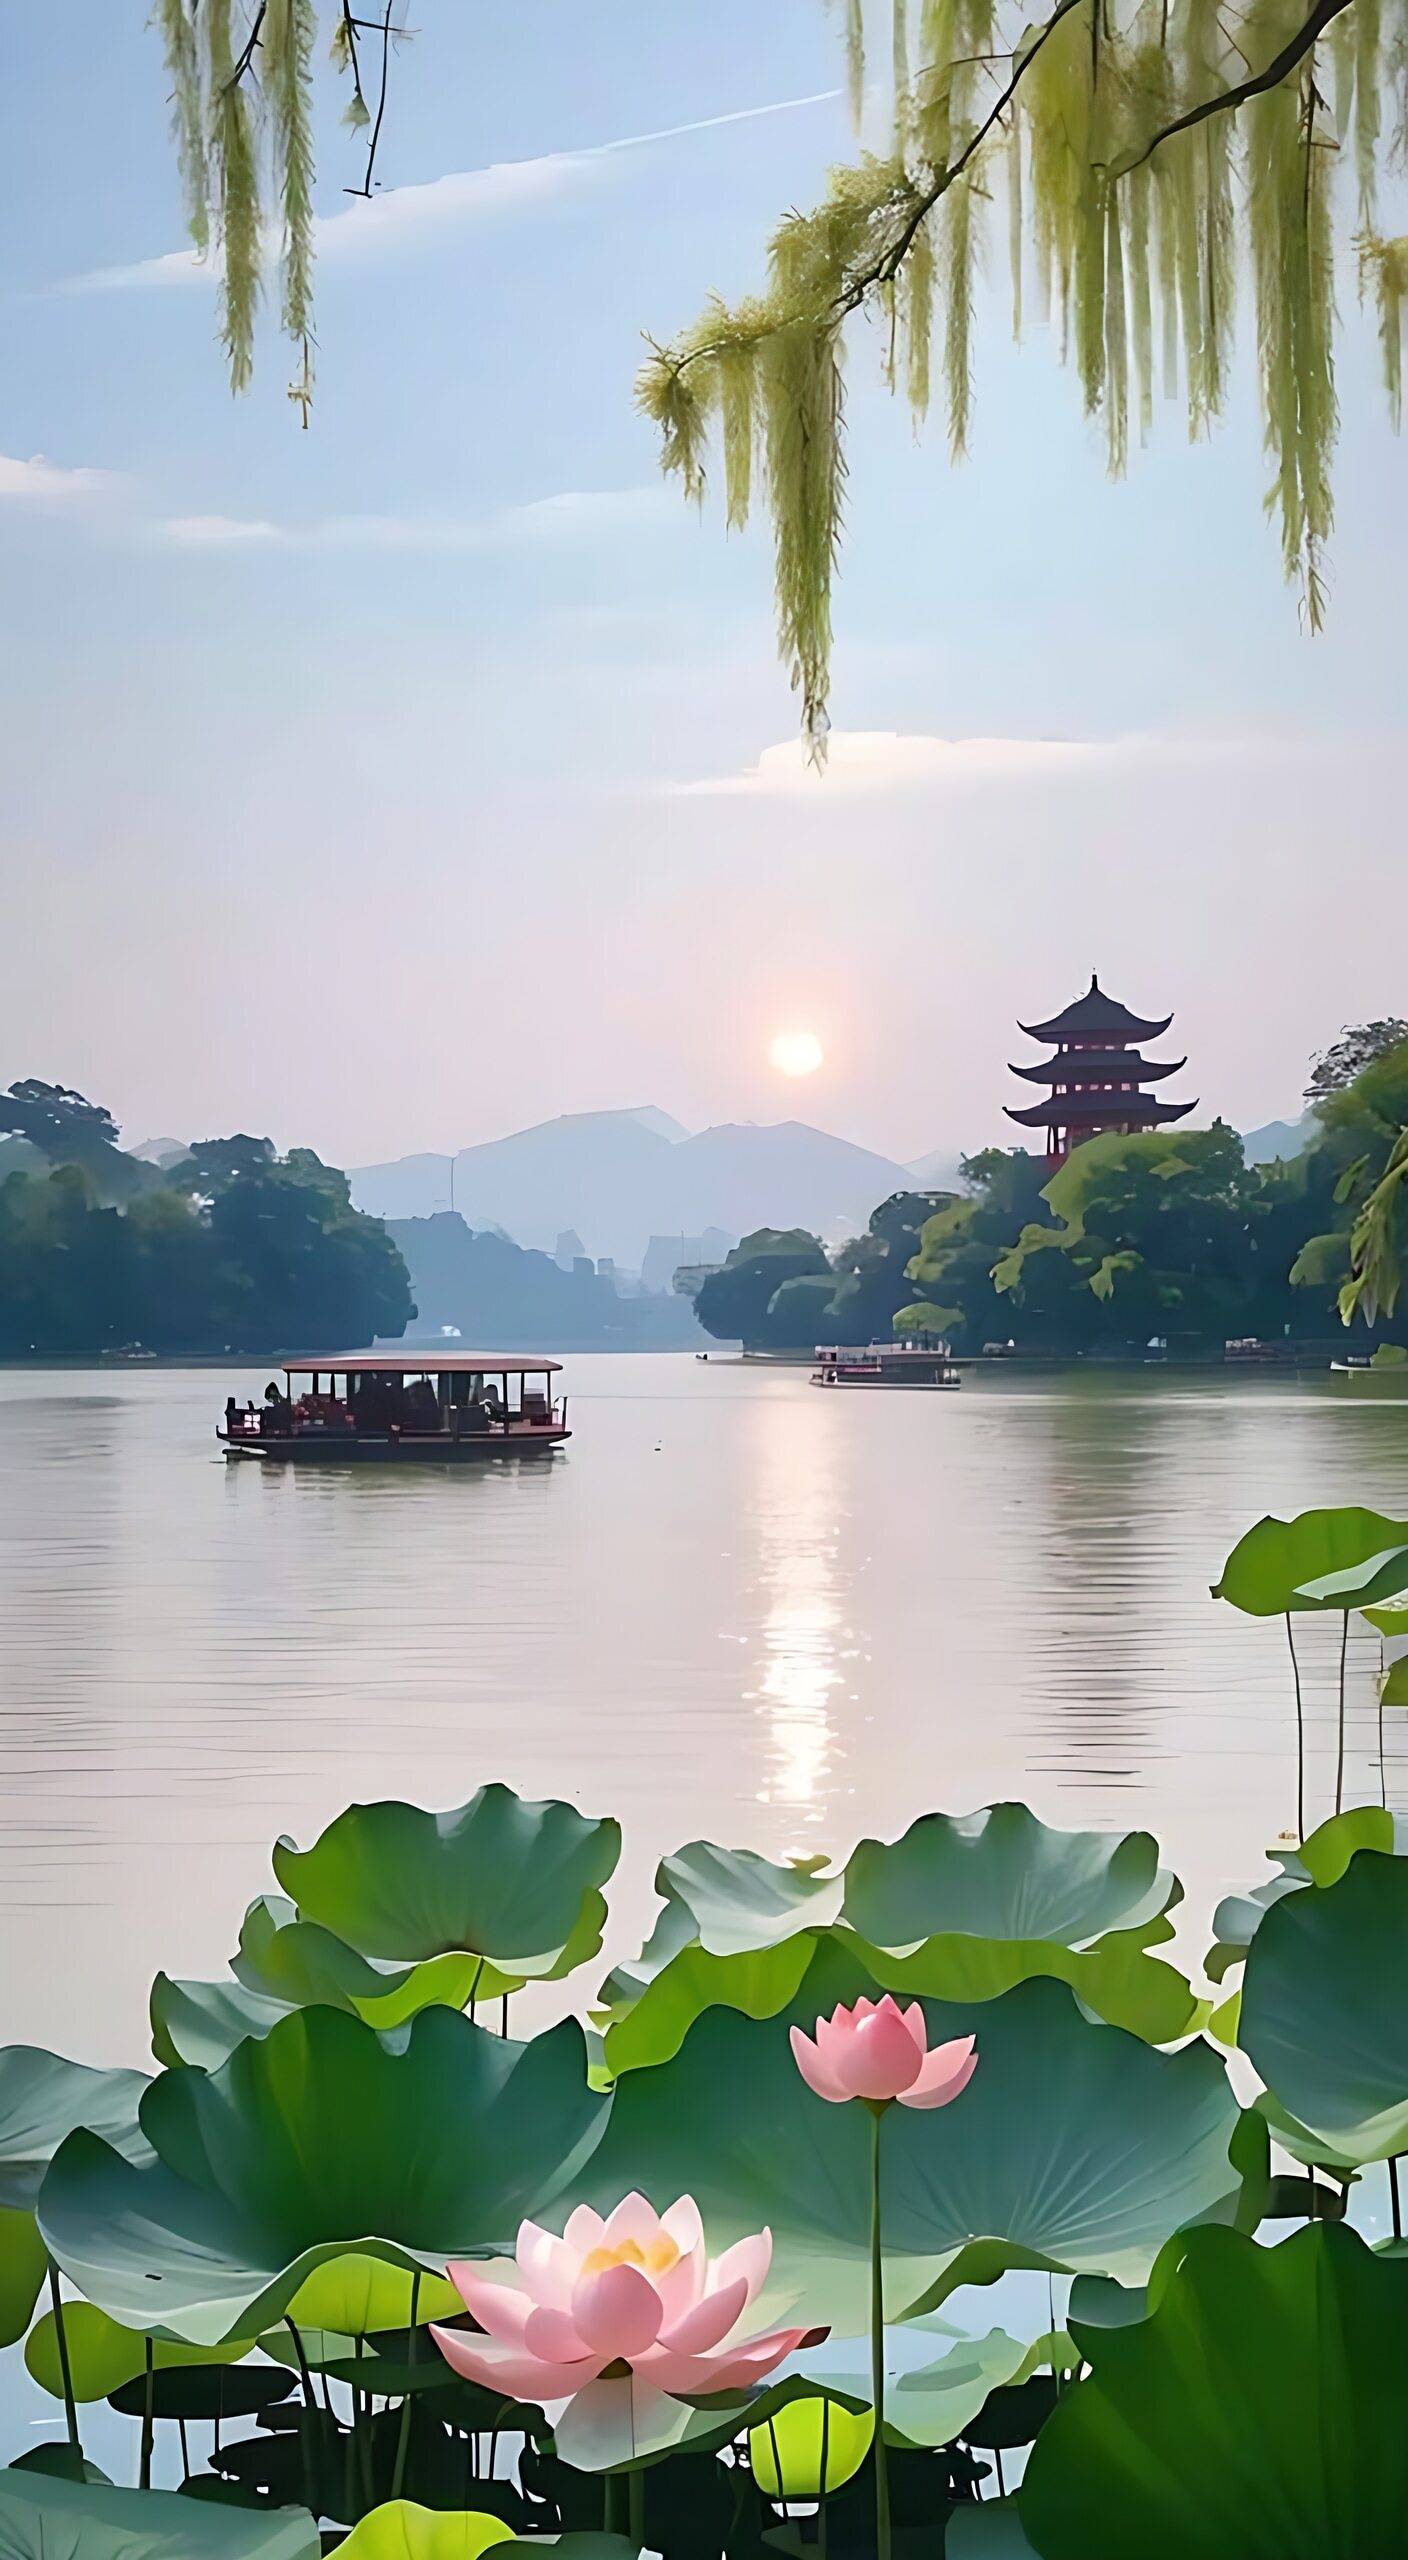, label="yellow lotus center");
[580,2234,681,2279]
